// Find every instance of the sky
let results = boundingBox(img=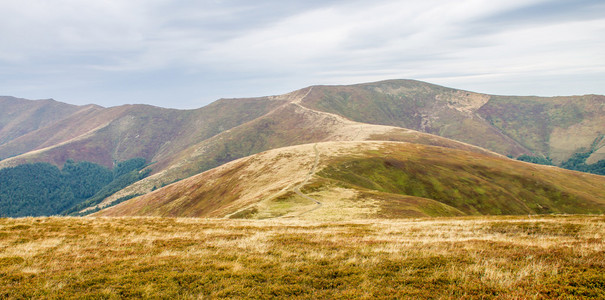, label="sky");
[0,0,604,109]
